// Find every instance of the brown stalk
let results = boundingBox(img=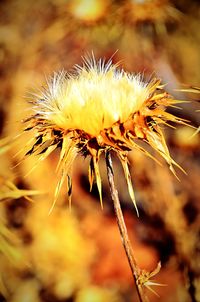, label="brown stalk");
[105,151,148,302]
